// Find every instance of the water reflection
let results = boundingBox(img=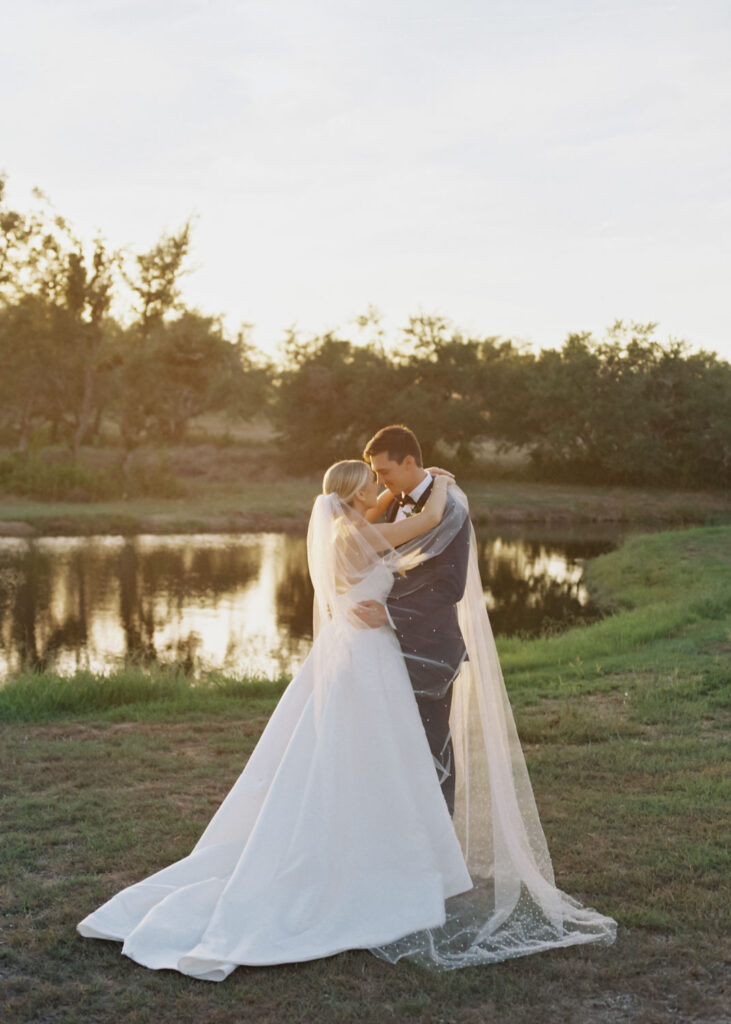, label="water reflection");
[274,535,315,641]
[475,532,616,636]
[0,529,620,679]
